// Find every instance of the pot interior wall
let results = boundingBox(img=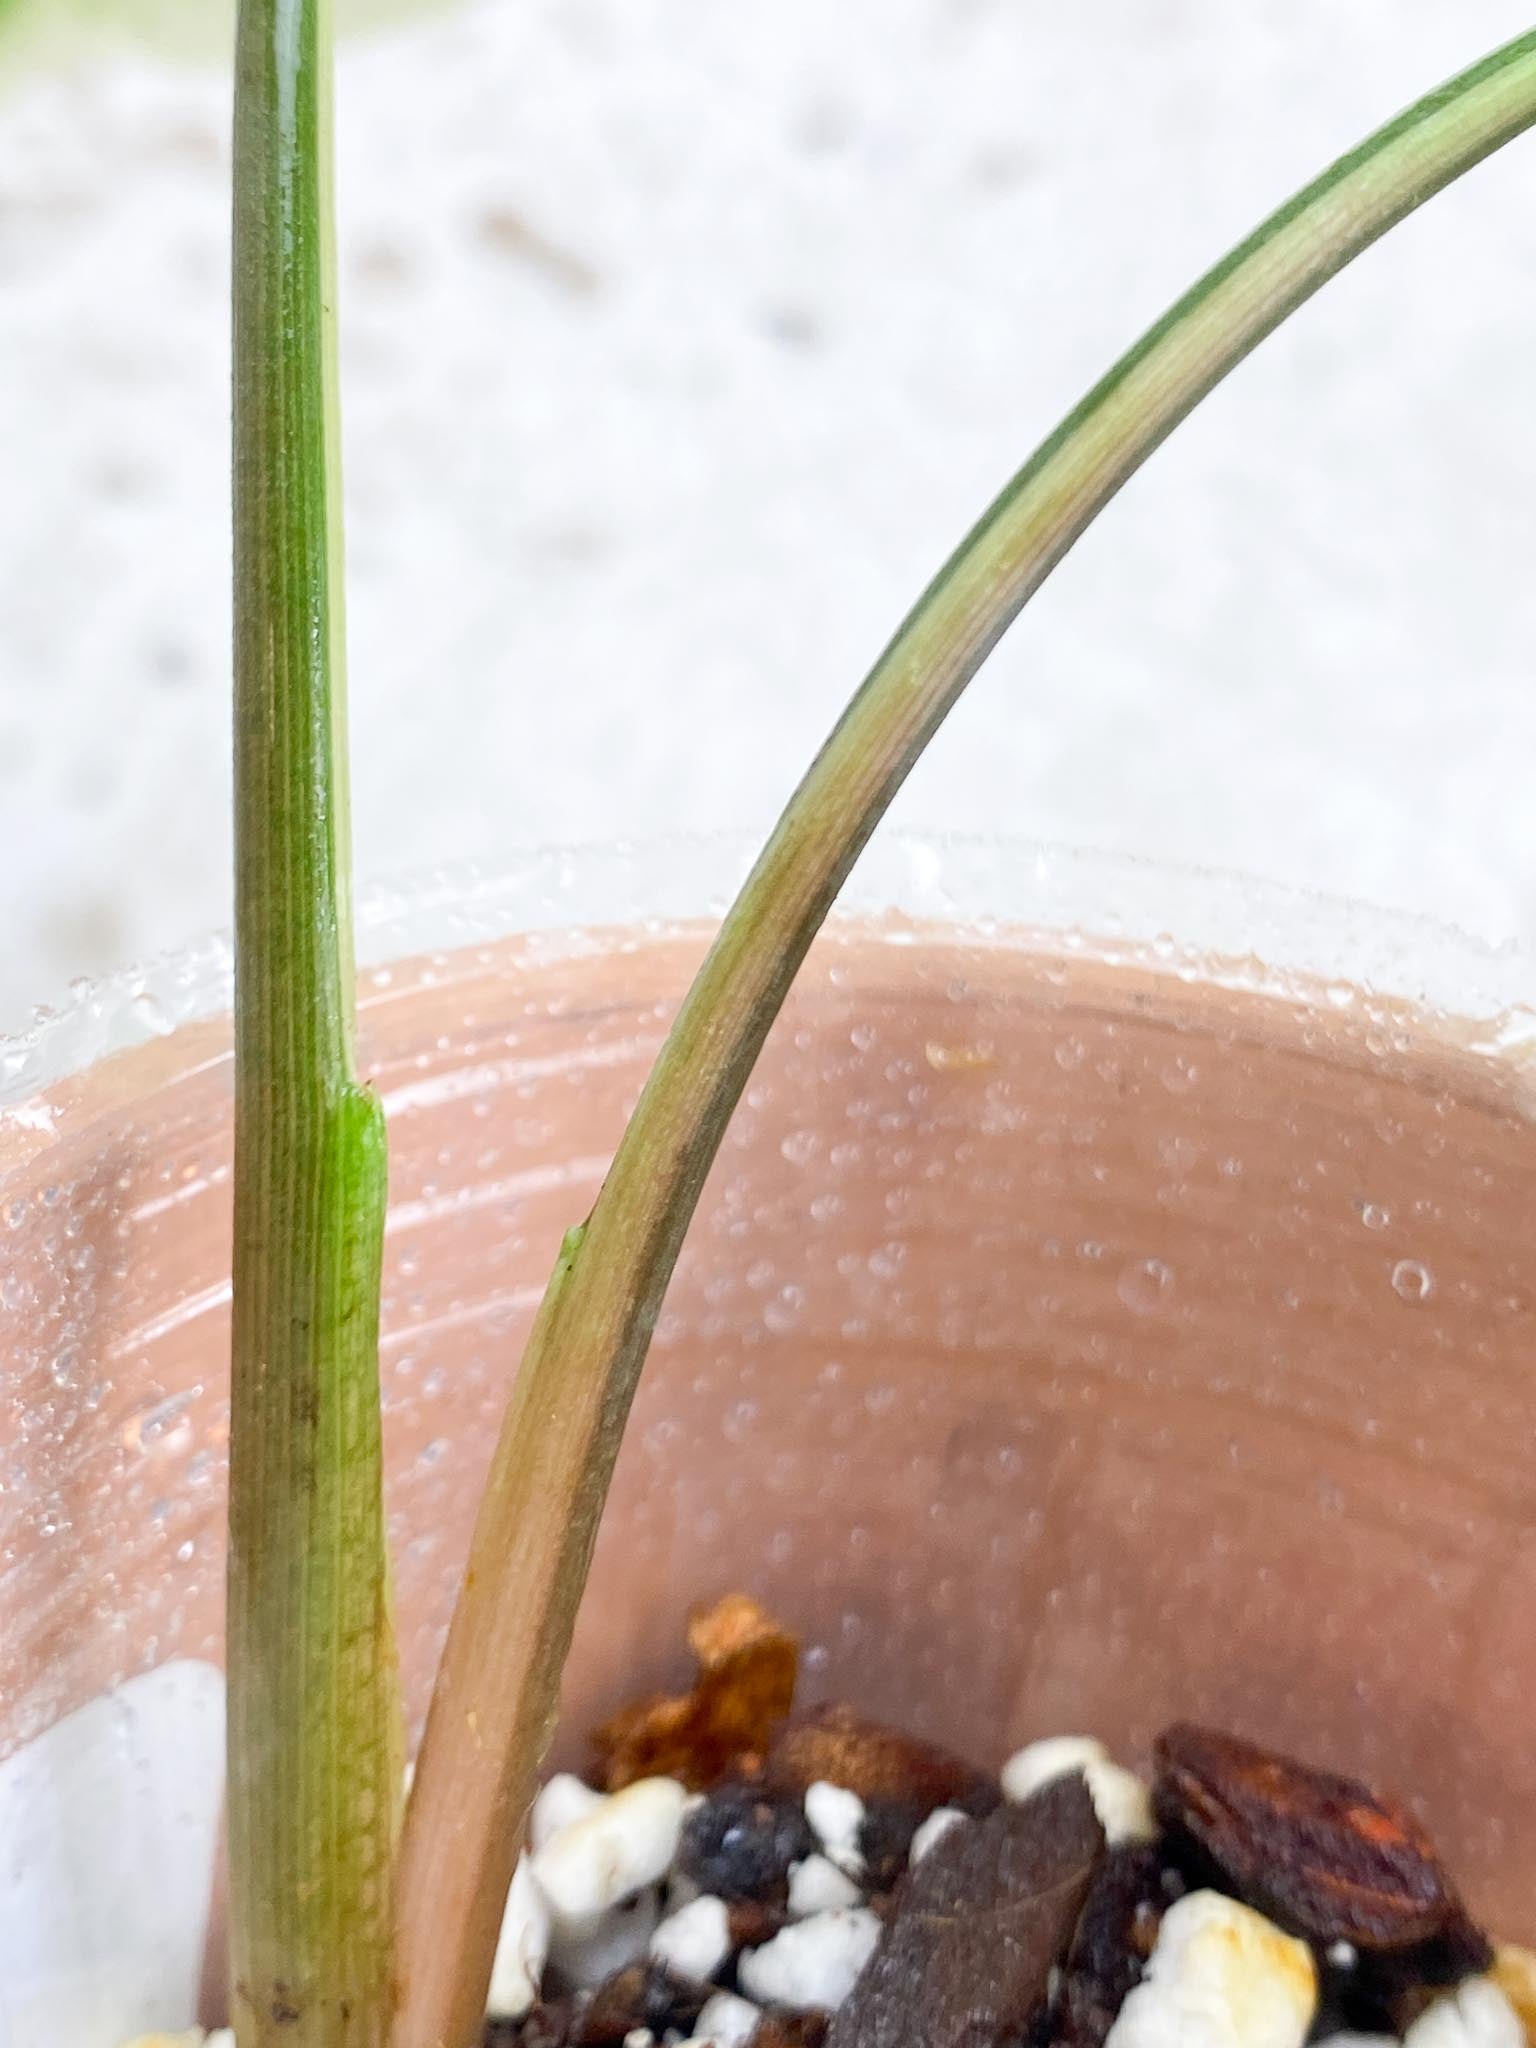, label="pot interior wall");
[3,920,1534,1930]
